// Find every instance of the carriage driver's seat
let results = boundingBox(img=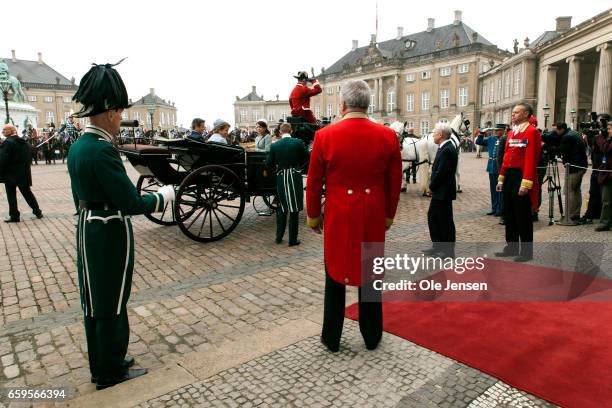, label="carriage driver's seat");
[286,116,320,147]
